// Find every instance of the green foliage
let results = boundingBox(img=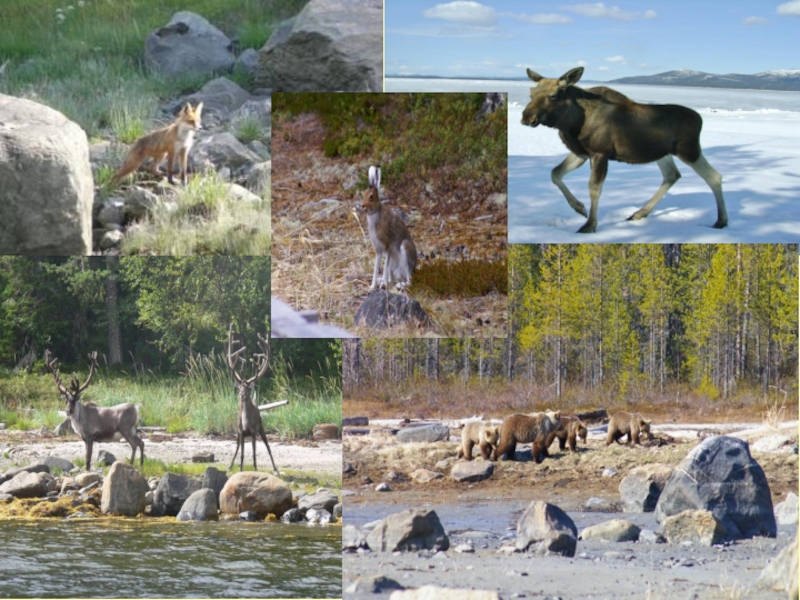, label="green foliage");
[273,93,506,191]
[513,244,798,398]
[413,259,508,298]
[234,117,265,144]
